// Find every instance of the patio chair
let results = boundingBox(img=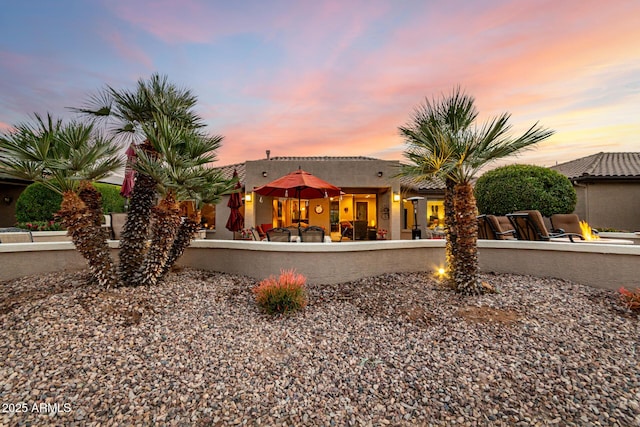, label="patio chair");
[0,231,33,243]
[507,210,584,242]
[300,226,325,242]
[266,227,292,242]
[550,213,595,237]
[340,221,353,241]
[255,225,267,240]
[477,215,517,240]
[246,228,261,240]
